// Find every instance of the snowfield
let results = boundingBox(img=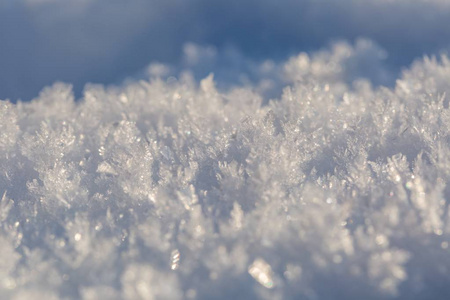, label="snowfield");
[2,0,450,298]
[1,39,450,299]
[3,0,450,100]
